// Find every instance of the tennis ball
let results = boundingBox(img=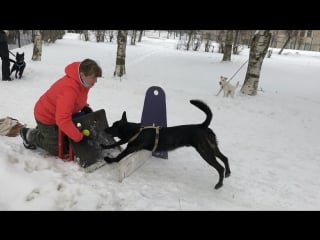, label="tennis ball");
[82,129,90,136]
